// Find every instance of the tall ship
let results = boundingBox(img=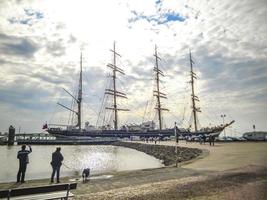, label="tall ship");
[46,45,234,139]
[46,43,174,139]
